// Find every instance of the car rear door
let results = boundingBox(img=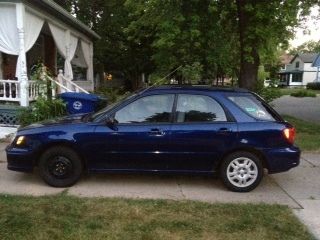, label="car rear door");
[168,93,238,172]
